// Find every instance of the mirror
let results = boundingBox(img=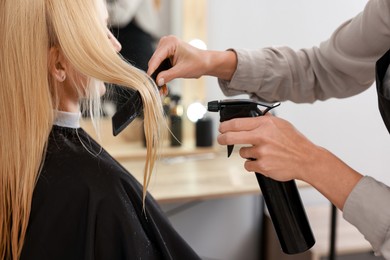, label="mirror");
[167,0,208,144]
[82,0,209,154]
